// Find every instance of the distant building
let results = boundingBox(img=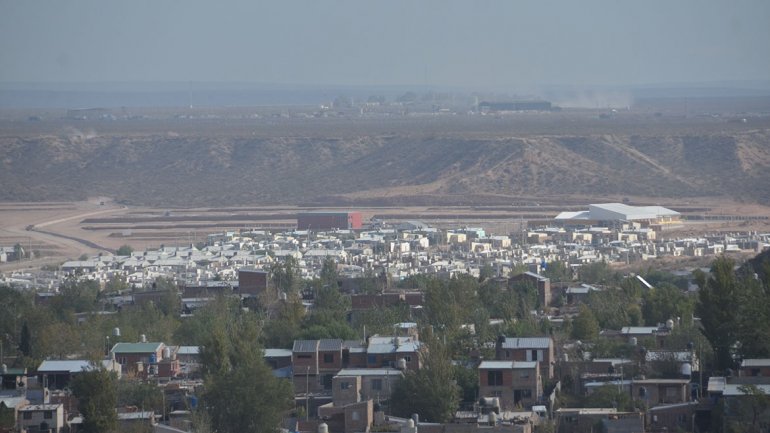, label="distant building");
[478,360,541,410]
[555,203,681,230]
[509,272,551,309]
[632,379,691,406]
[111,342,168,376]
[479,101,553,112]
[238,268,268,296]
[37,359,121,390]
[297,212,363,230]
[495,336,555,379]
[18,404,65,433]
[739,358,770,378]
